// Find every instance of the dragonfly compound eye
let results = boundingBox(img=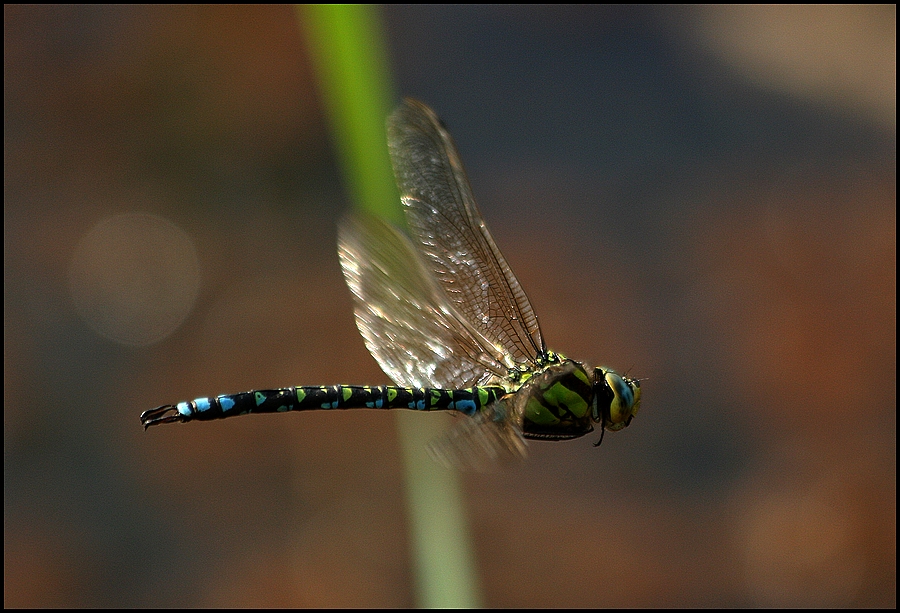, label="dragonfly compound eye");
[601,370,640,432]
